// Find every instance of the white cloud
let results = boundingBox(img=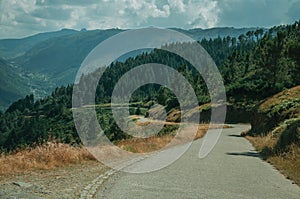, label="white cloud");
[168,0,186,13]
[215,0,300,28]
[186,0,220,28]
[0,0,219,38]
[123,0,170,20]
[165,0,220,28]
[0,0,298,39]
